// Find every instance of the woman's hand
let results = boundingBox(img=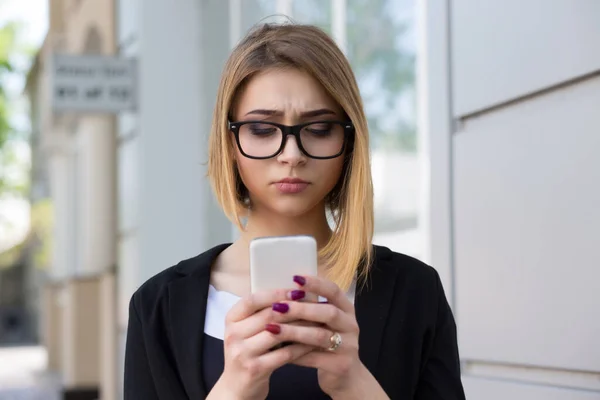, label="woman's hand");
[209,288,314,400]
[264,275,390,400]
